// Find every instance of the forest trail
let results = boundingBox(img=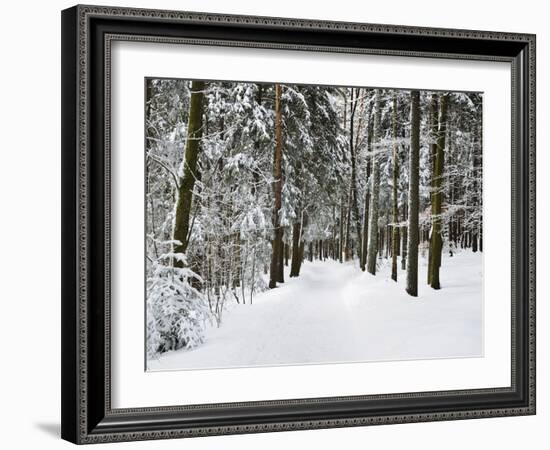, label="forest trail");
[147,251,483,371]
